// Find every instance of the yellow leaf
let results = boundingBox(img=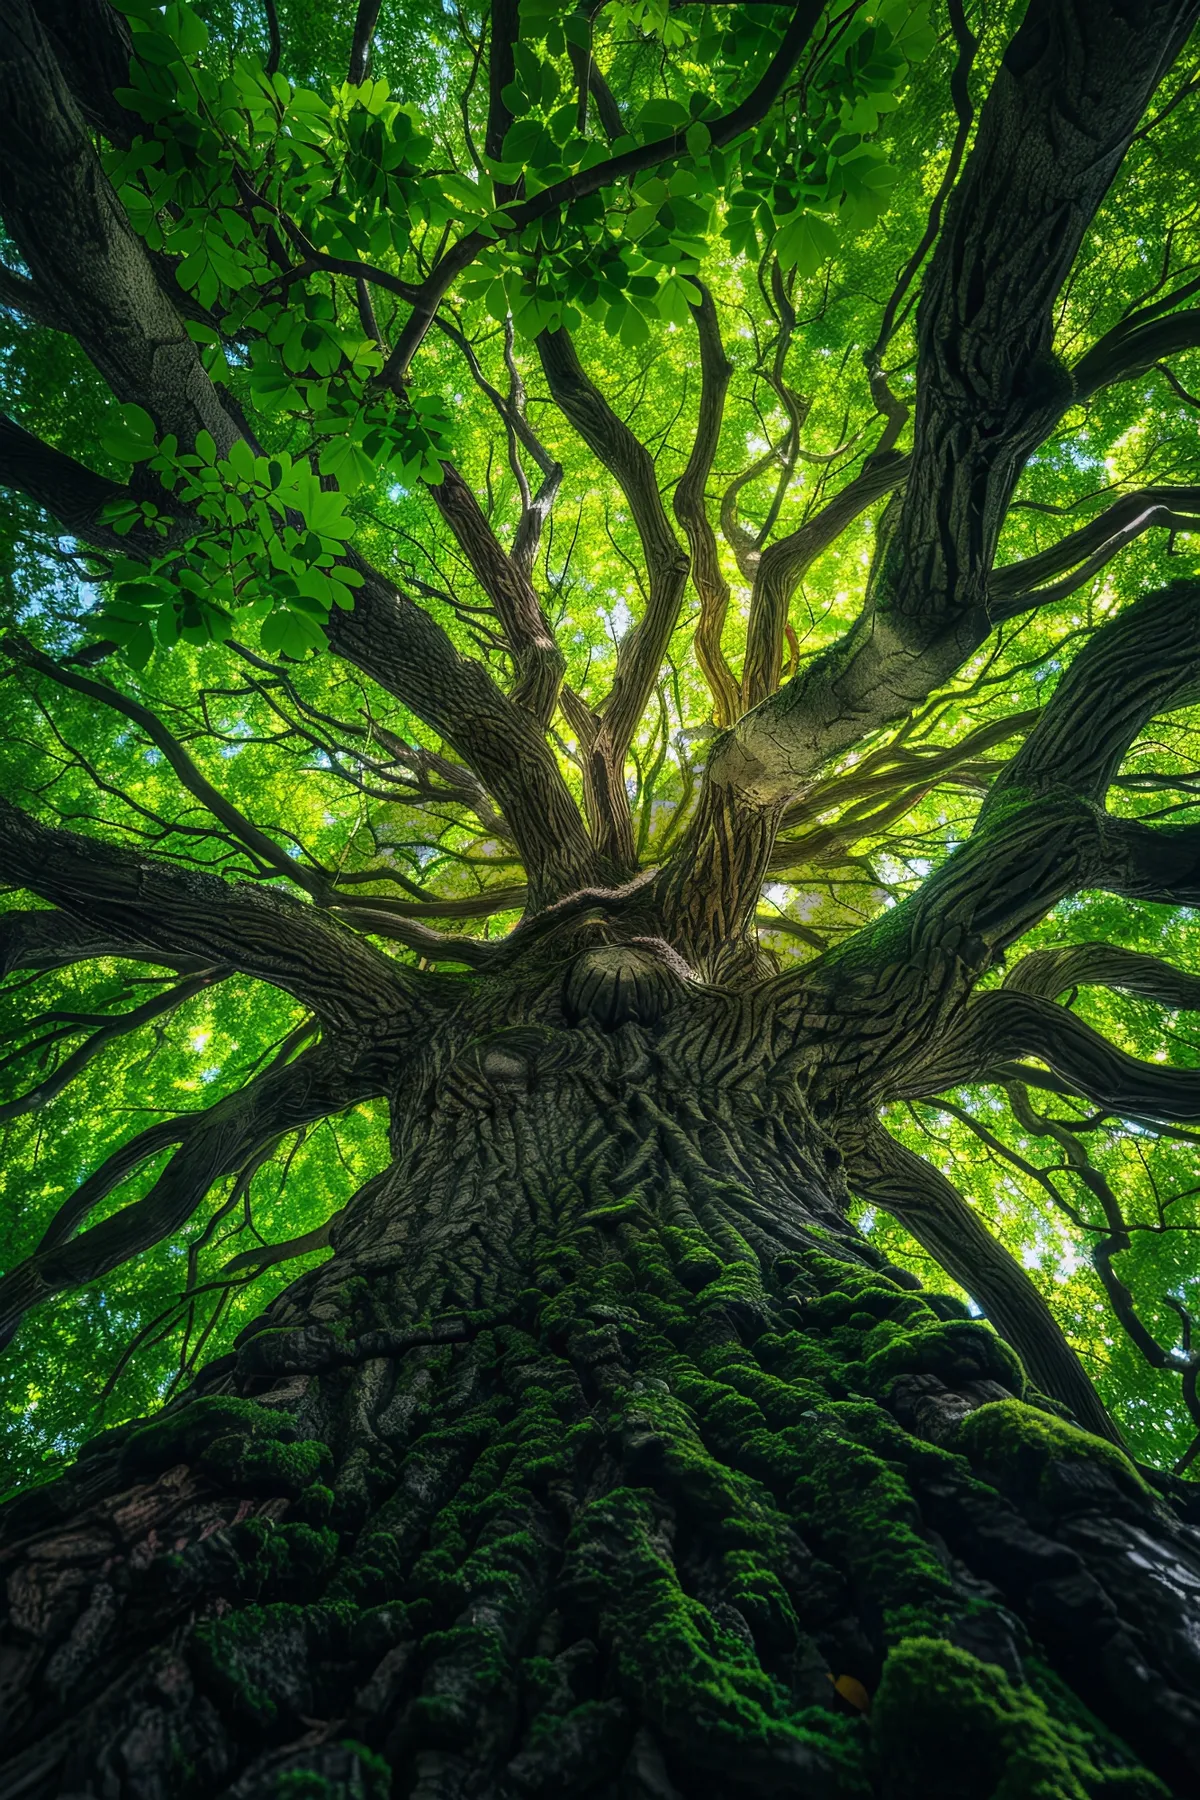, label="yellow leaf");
[830,1673,871,1712]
